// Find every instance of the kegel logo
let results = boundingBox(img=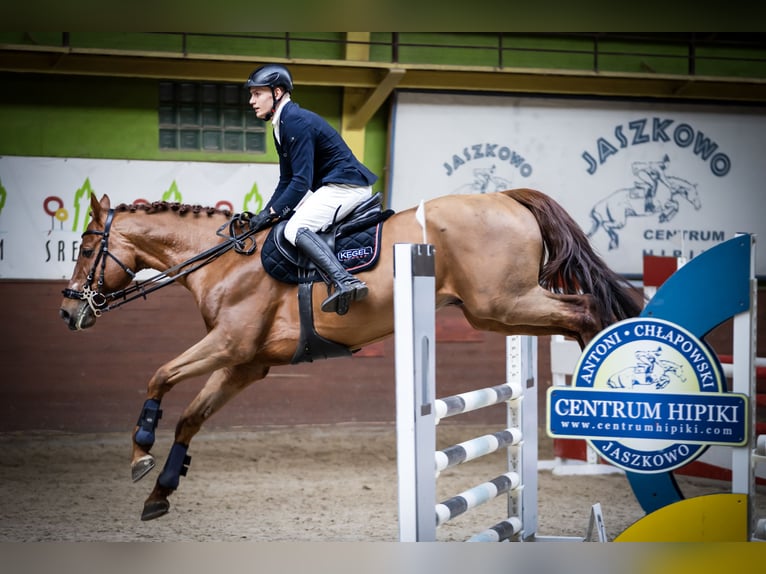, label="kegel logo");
[547,317,748,473]
[337,246,373,262]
